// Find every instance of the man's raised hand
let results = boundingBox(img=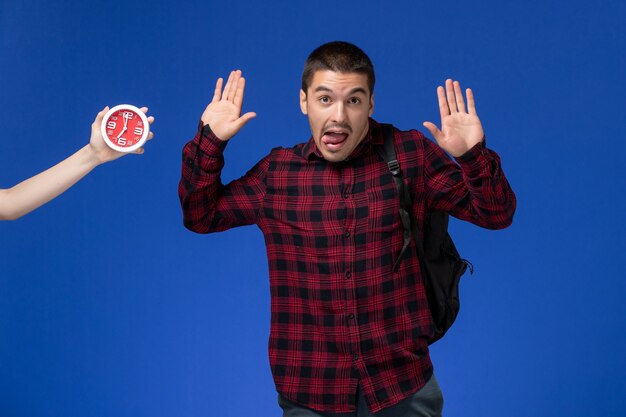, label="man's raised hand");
[423,79,484,158]
[201,70,257,141]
